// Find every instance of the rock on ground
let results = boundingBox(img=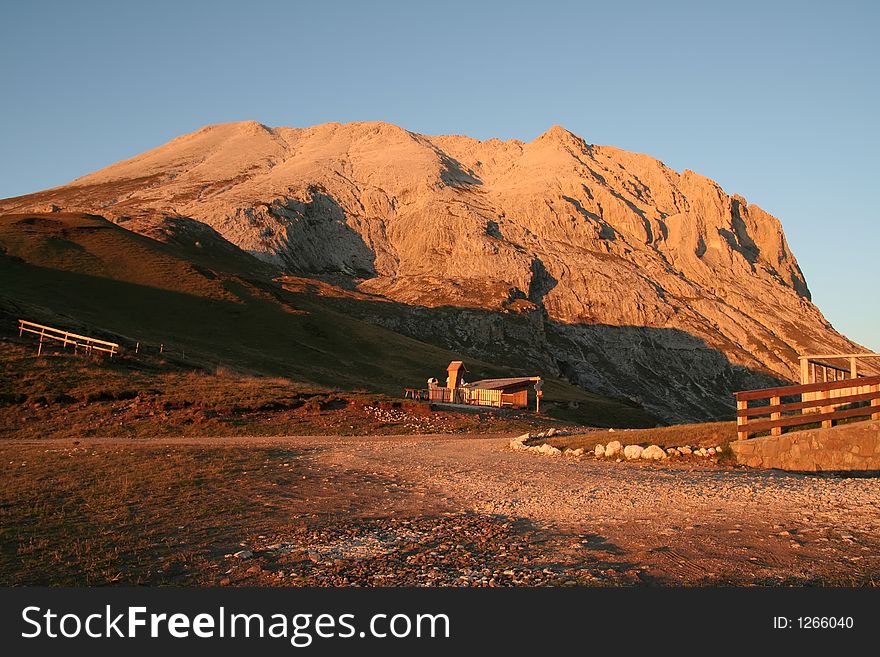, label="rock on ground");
[605,441,622,458]
[641,445,666,460]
